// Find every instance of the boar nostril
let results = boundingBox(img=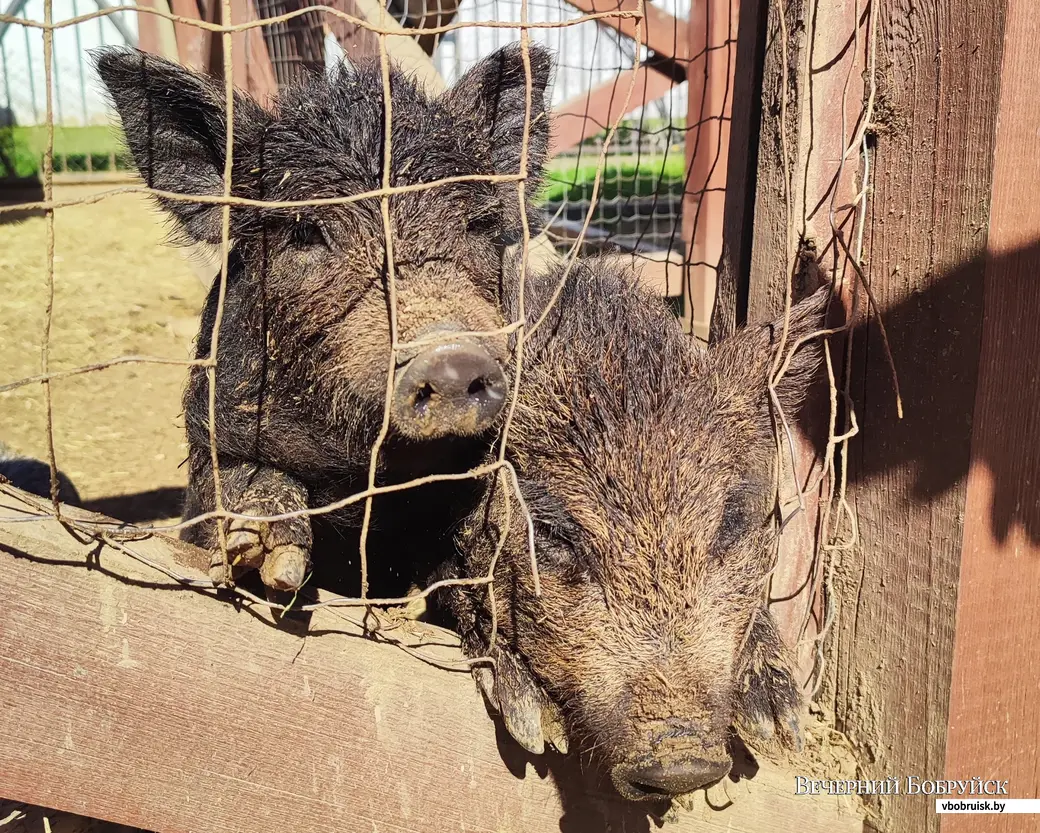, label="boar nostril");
[612,757,731,801]
[413,383,435,415]
[392,340,507,439]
